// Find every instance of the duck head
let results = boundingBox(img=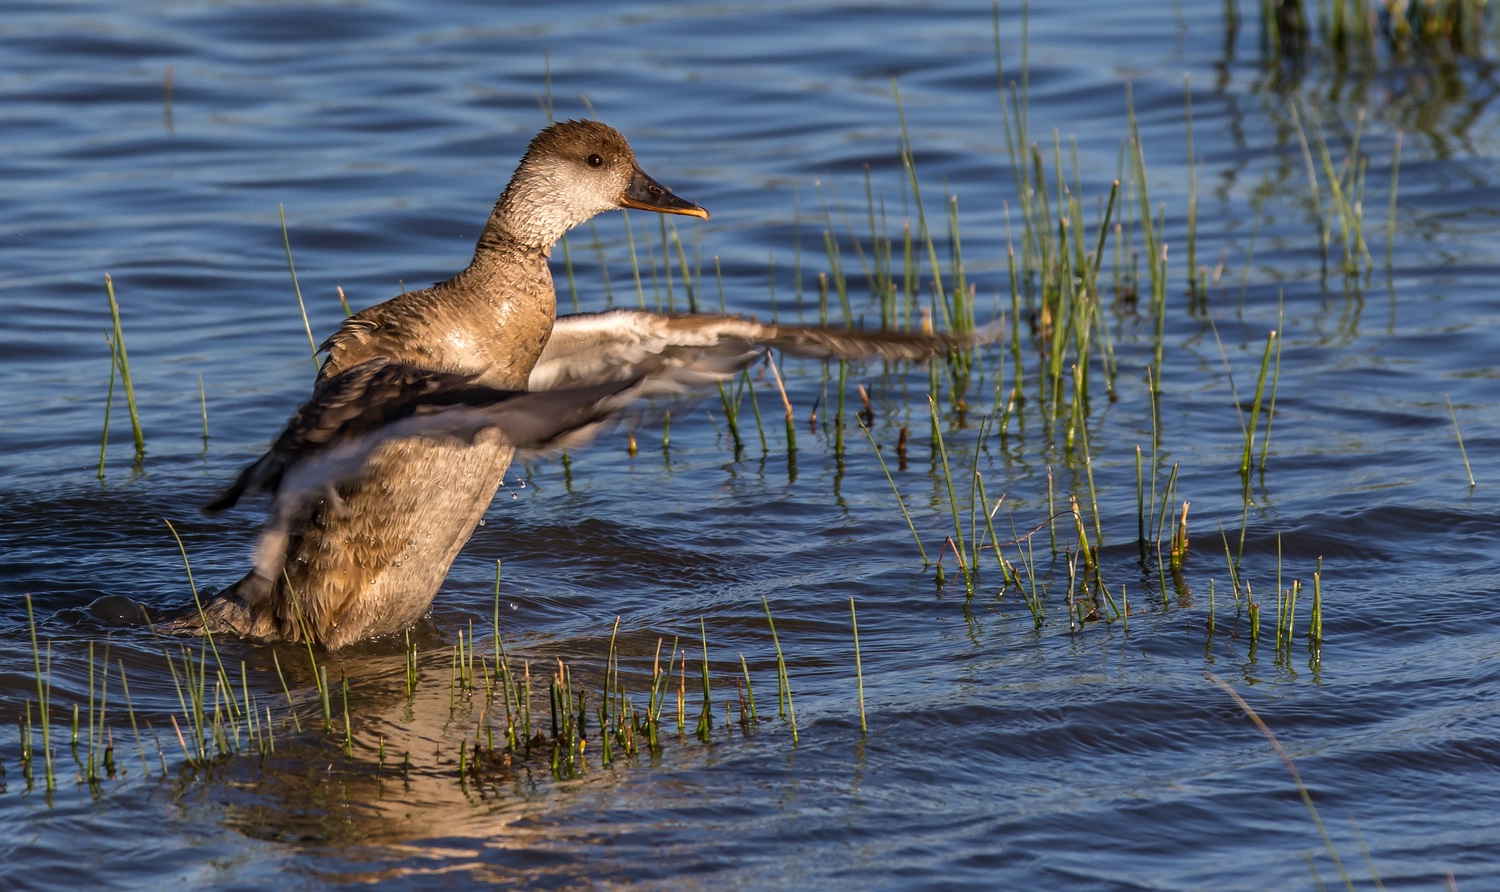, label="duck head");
[491,119,708,252]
